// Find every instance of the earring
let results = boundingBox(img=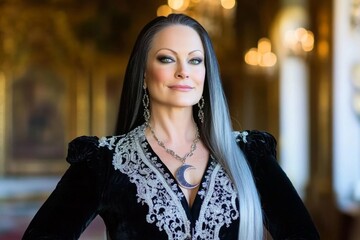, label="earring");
[198,96,204,124]
[143,84,150,125]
